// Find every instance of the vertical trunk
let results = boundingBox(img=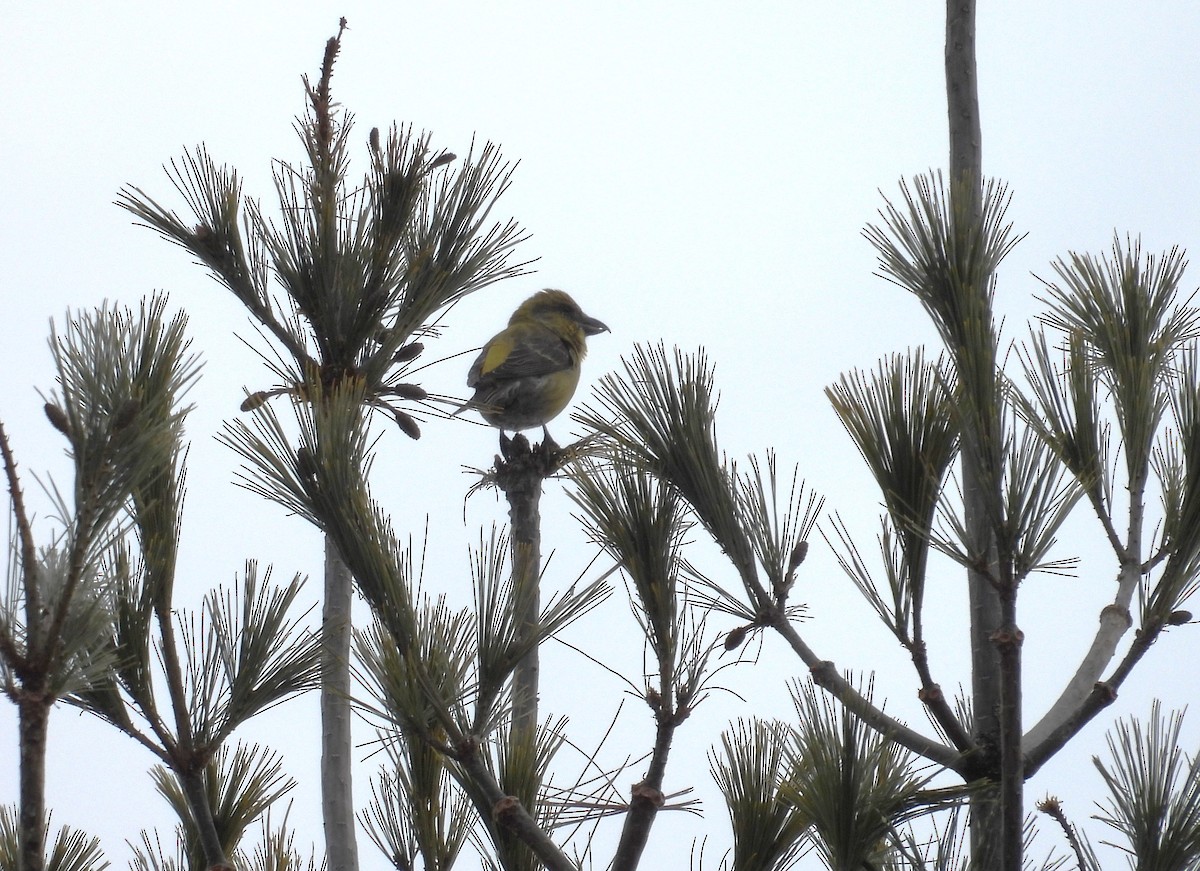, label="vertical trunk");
[505,464,543,739]
[946,0,982,200]
[179,763,229,868]
[945,3,1020,869]
[995,590,1024,871]
[18,694,49,871]
[964,442,1004,869]
[322,537,359,871]
[964,440,1005,869]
